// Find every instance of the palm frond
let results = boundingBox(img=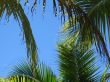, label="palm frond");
[105,73,110,81]
[52,0,110,64]
[58,37,99,82]
[1,0,109,66]
[101,65,110,82]
[75,0,110,62]
[6,0,109,64]
[101,65,109,82]
[0,0,38,74]
[9,61,57,82]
